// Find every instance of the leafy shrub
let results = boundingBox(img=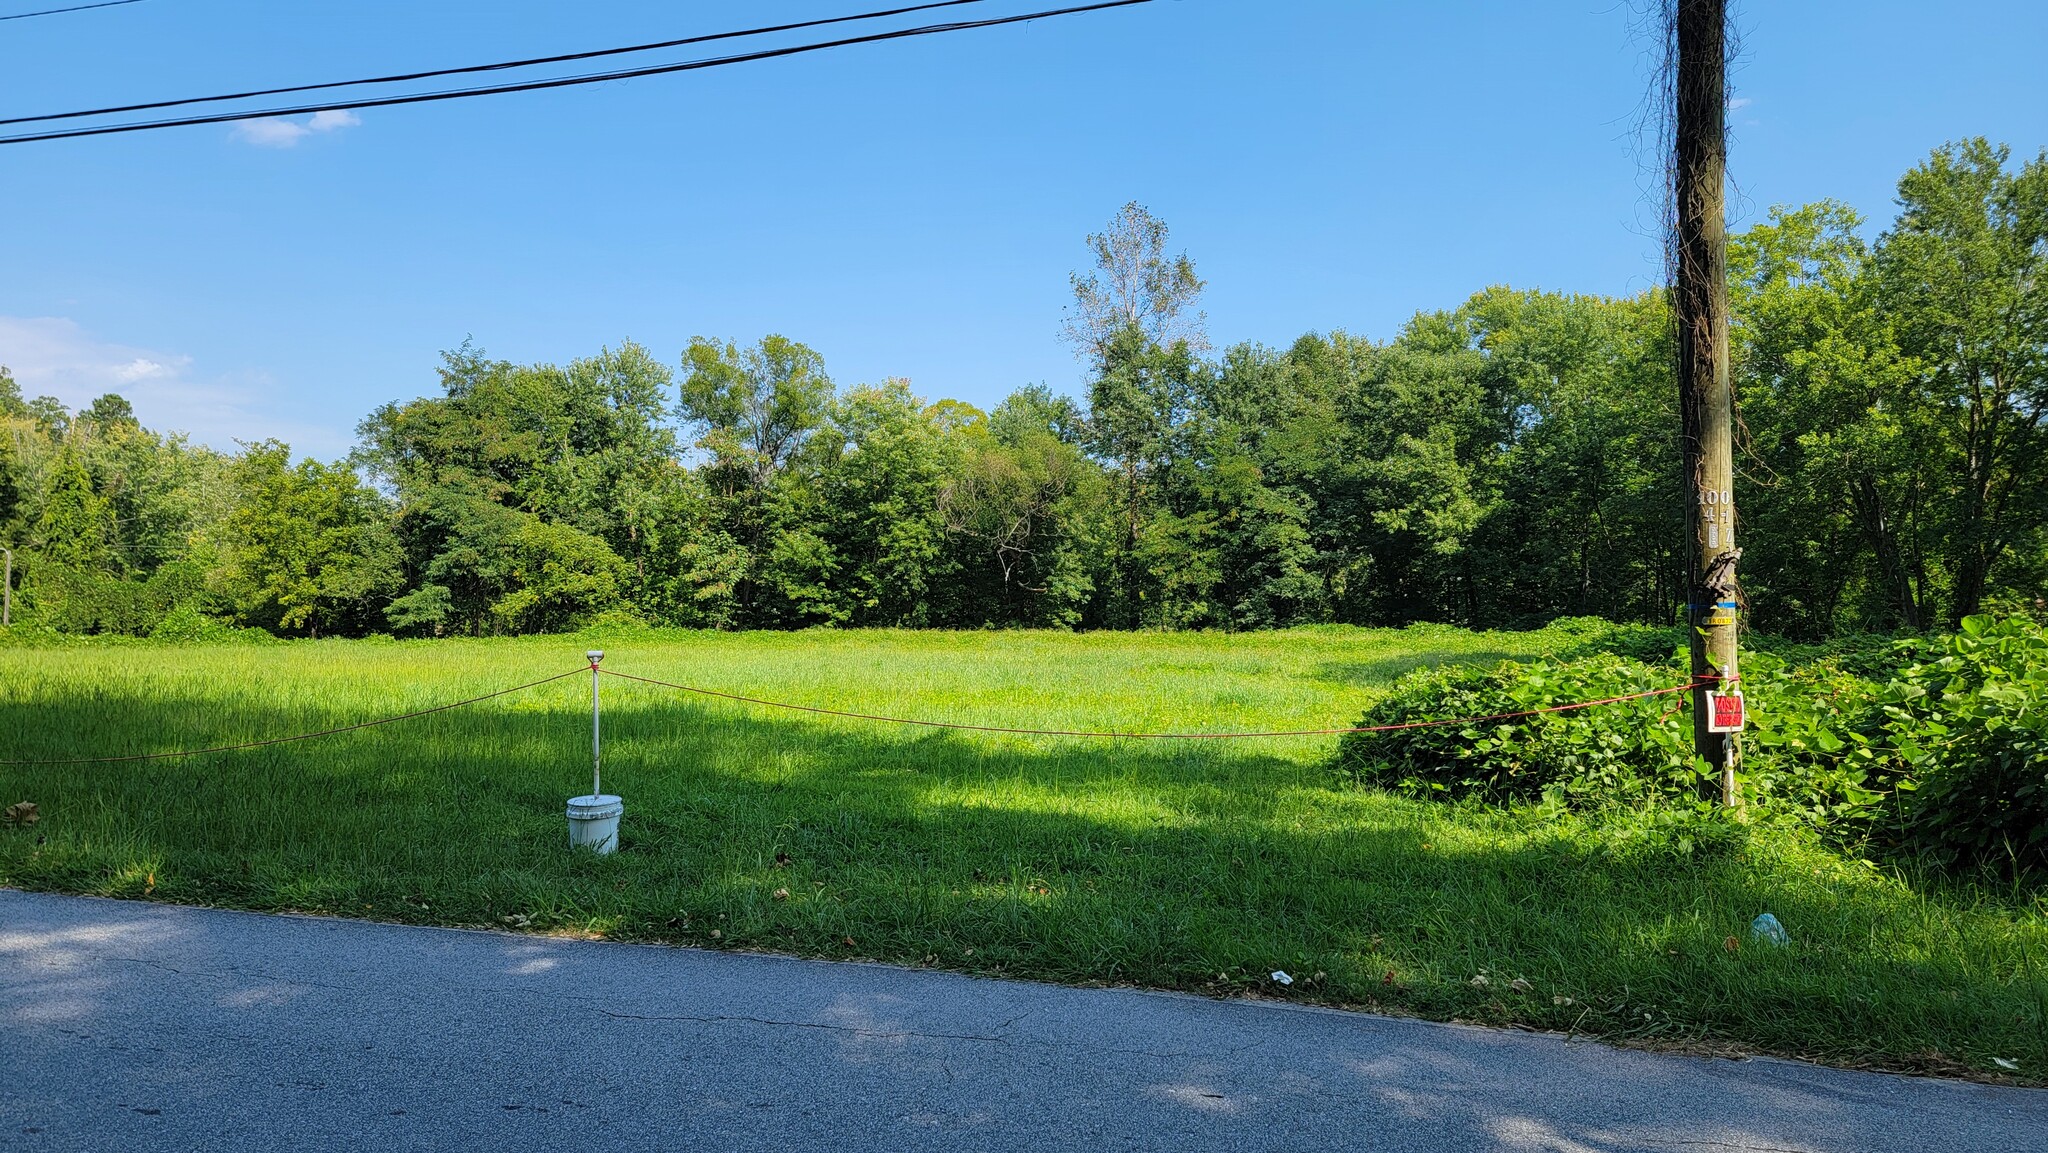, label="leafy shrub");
[1334,654,1702,806]
[1338,613,2048,876]
[1979,592,2048,626]
[17,557,211,636]
[147,604,279,645]
[1728,652,1891,829]
[574,608,652,634]
[1333,649,1891,821]
[1876,615,2048,872]
[487,520,631,634]
[1745,630,1931,681]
